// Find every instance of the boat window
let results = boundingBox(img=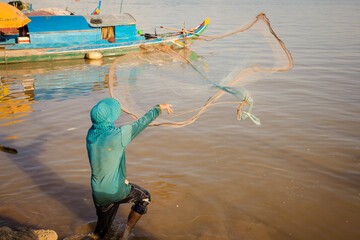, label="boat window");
[101,26,115,43]
[19,25,29,37]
